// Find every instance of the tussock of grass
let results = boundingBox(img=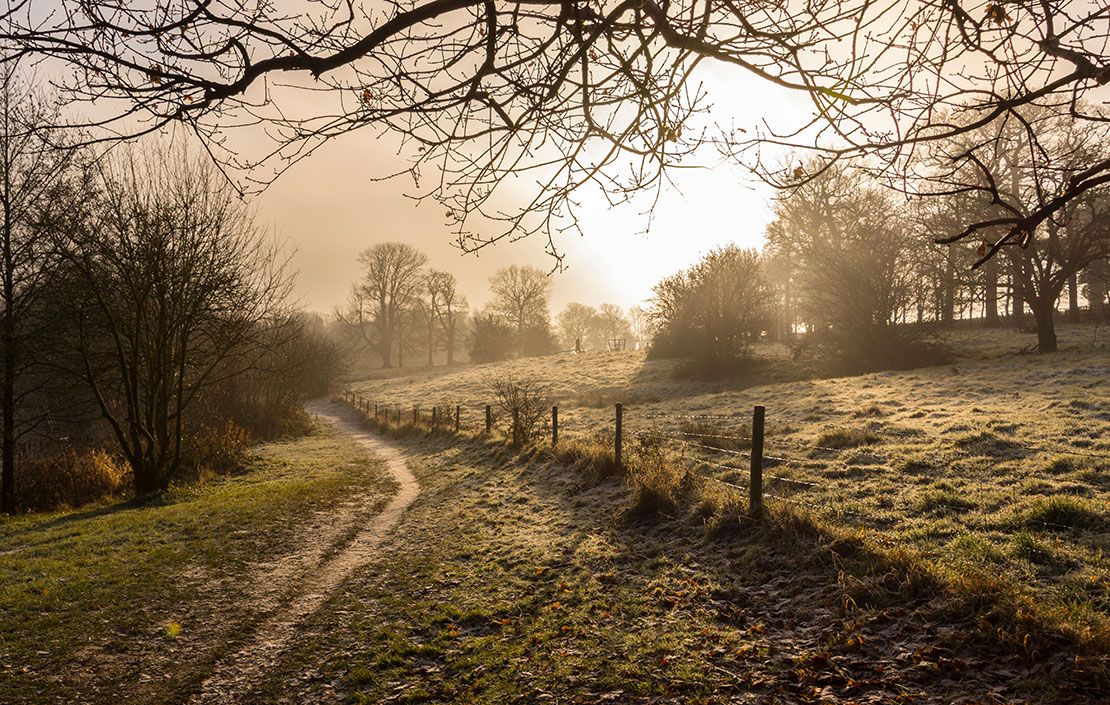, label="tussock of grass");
[628,450,697,518]
[552,437,622,485]
[948,534,1006,566]
[816,427,881,449]
[851,403,888,418]
[912,485,976,514]
[953,430,1023,456]
[1023,496,1107,532]
[1008,531,1068,568]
